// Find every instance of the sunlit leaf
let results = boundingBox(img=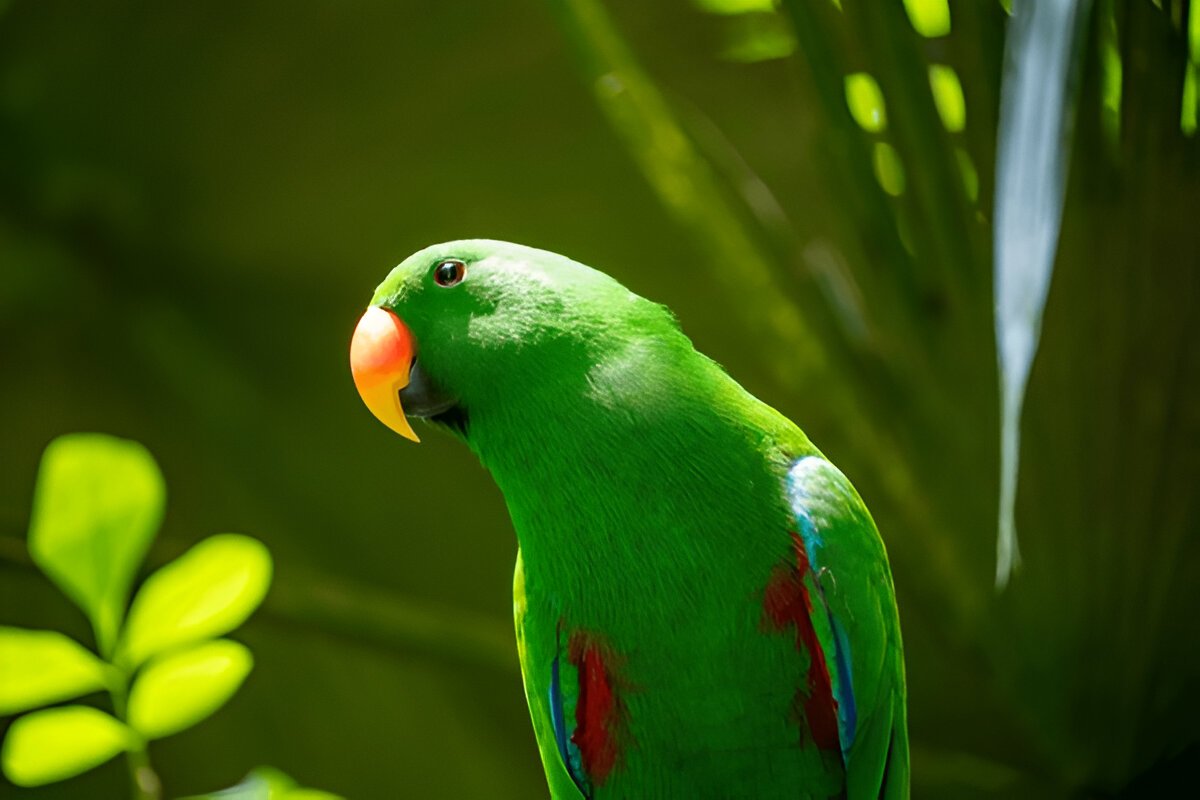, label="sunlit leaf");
[0,627,115,715]
[1190,1,1200,64]
[1099,3,1121,145]
[844,72,887,132]
[992,0,1092,585]
[185,765,344,800]
[193,765,294,800]
[0,705,136,787]
[902,0,951,37]
[872,141,906,196]
[1182,63,1198,137]
[121,534,272,667]
[28,433,164,656]
[128,639,253,740]
[692,0,775,15]
[928,64,966,132]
